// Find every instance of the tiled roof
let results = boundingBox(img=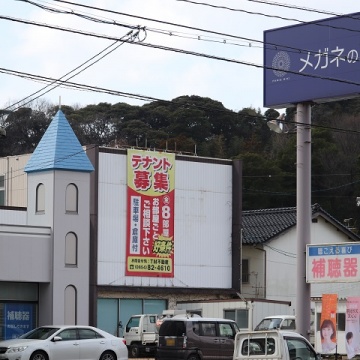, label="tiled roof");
[242,203,360,244]
[24,110,94,173]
